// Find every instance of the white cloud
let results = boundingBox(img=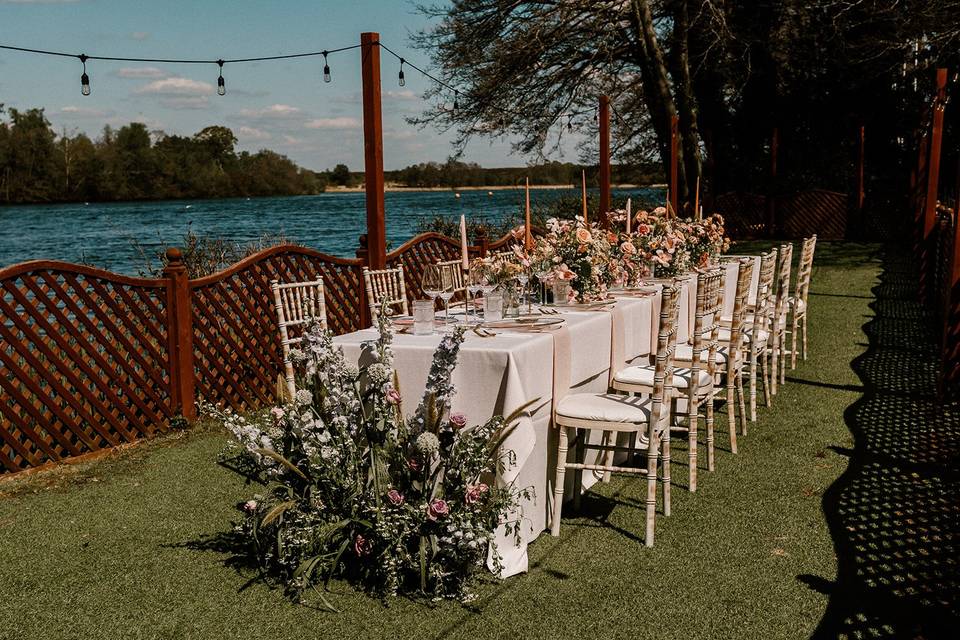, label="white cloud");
[114,67,166,79]
[383,90,418,101]
[159,97,210,110]
[60,105,115,118]
[130,31,150,41]
[237,126,271,141]
[282,135,303,146]
[238,104,302,119]
[135,77,214,97]
[304,117,360,130]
